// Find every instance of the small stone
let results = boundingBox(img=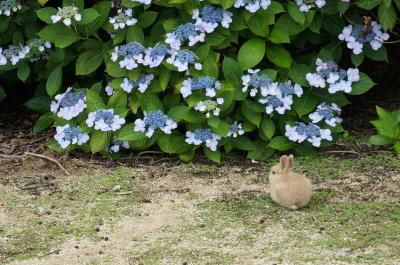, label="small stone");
[75,245,79,249]
[95,227,100,232]
[99,251,104,255]
[104,236,109,241]
[111,185,121,192]
[36,206,46,215]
